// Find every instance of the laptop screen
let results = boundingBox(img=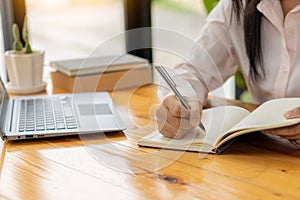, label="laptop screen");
[0,78,9,133]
